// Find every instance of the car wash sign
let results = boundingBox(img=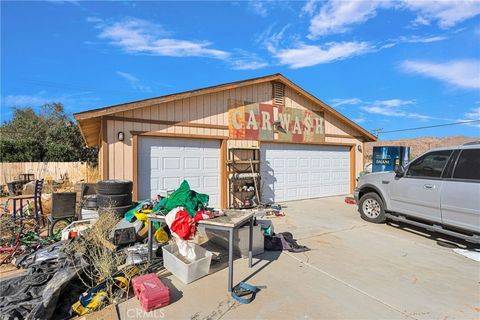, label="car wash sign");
[228,99,325,143]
